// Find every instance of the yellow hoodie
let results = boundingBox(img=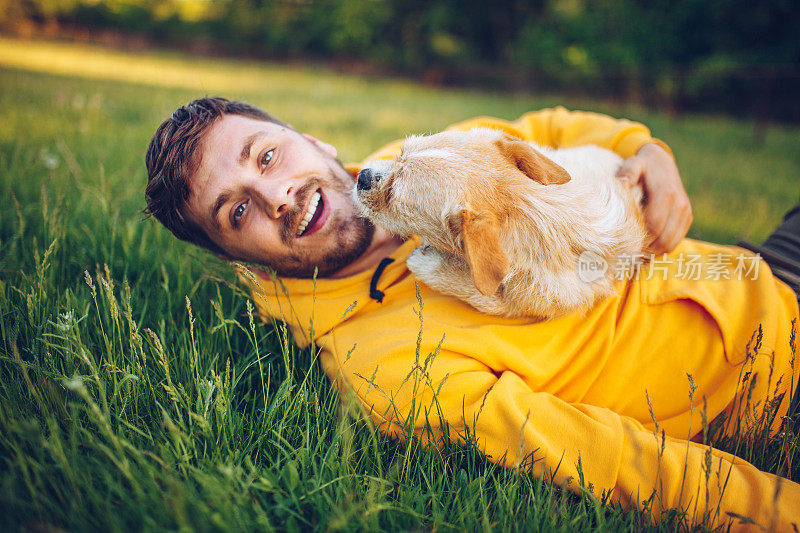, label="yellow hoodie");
[245,107,800,530]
